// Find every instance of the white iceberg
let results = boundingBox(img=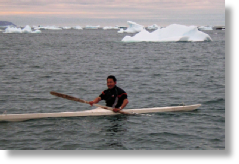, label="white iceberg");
[122,24,212,42]
[31,30,42,33]
[62,26,71,29]
[147,24,160,30]
[121,21,144,33]
[3,25,41,34]
[117,28,124,33]
[72,26,83,30]
[45,26,62,30]
[22,25,32,33]
[85,25,100,29]
[198,26,213,30]
[103,26,119,30]
[4,26,22,33]
[34,26,62,30]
